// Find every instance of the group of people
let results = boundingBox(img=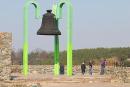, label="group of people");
[81,59,106,75]
[59,59,107,75]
